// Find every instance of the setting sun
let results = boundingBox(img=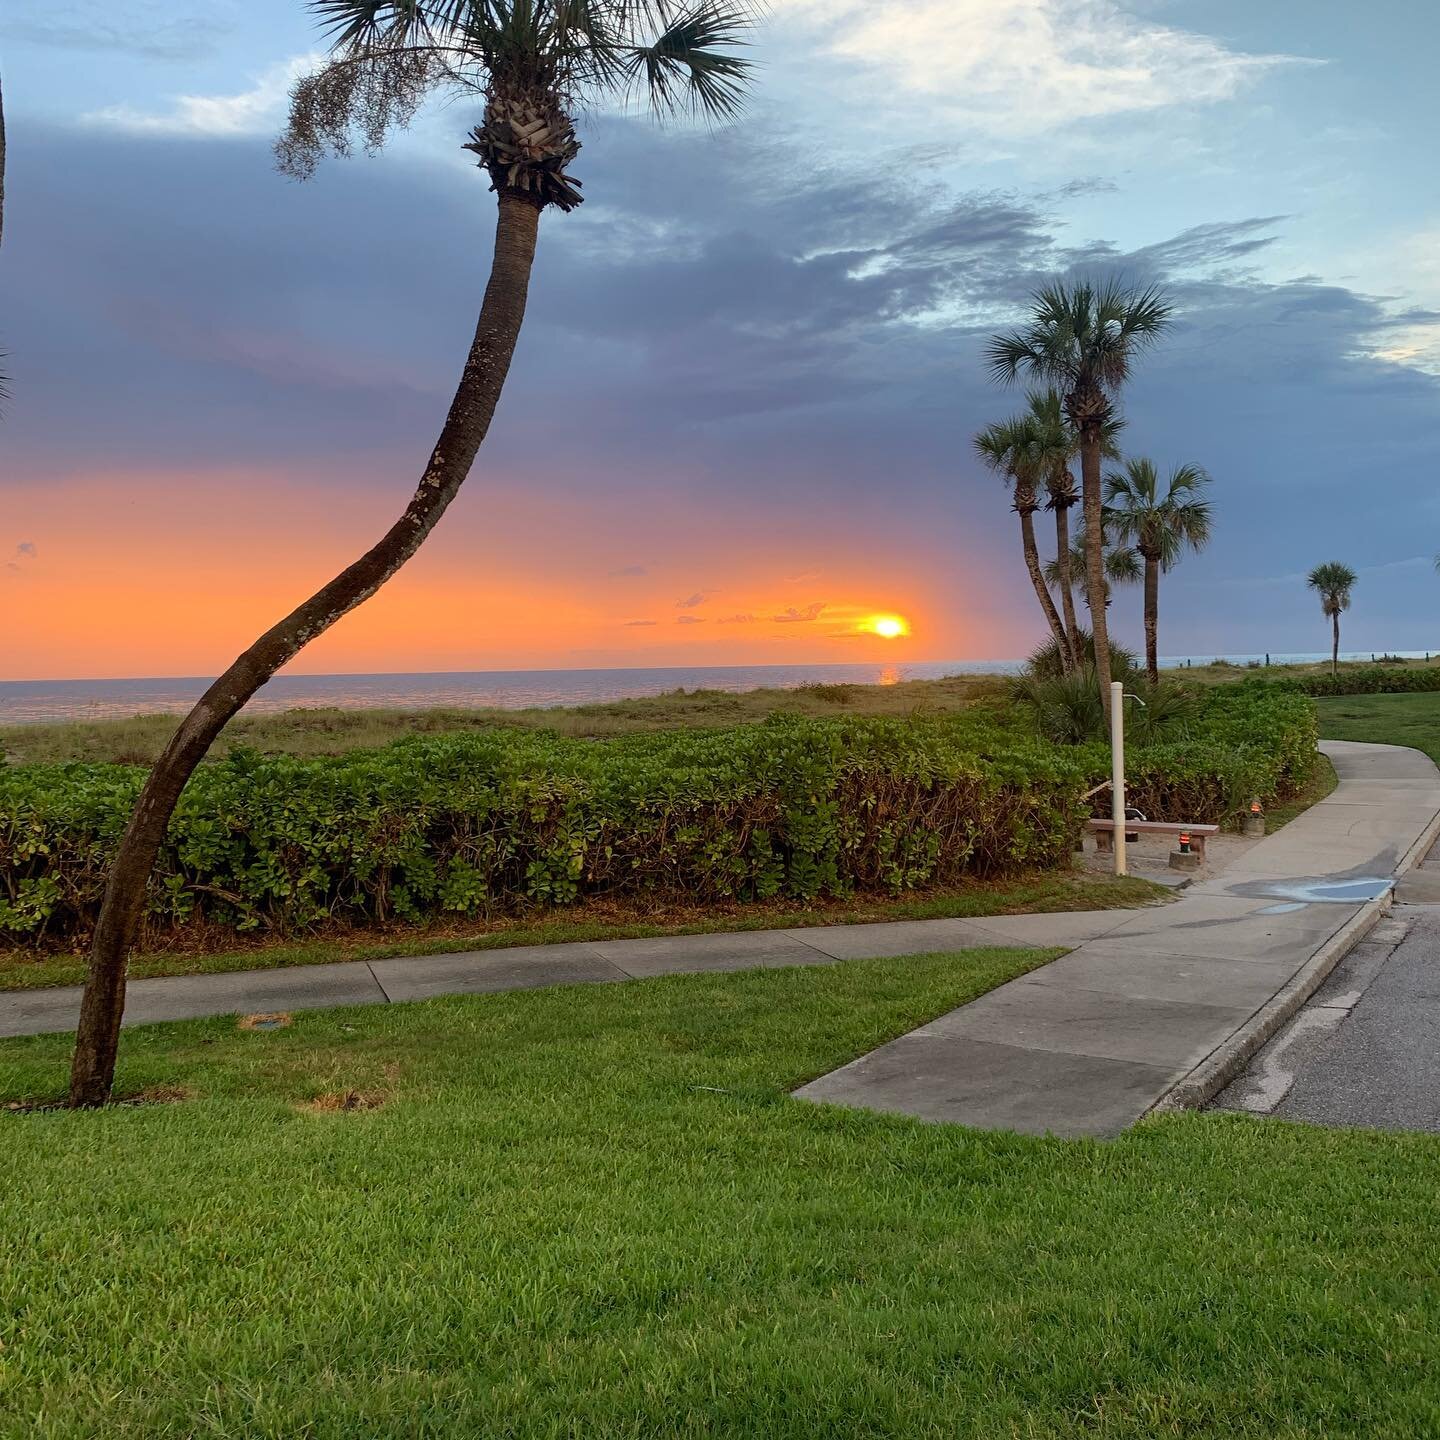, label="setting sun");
[866,615,909,639]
